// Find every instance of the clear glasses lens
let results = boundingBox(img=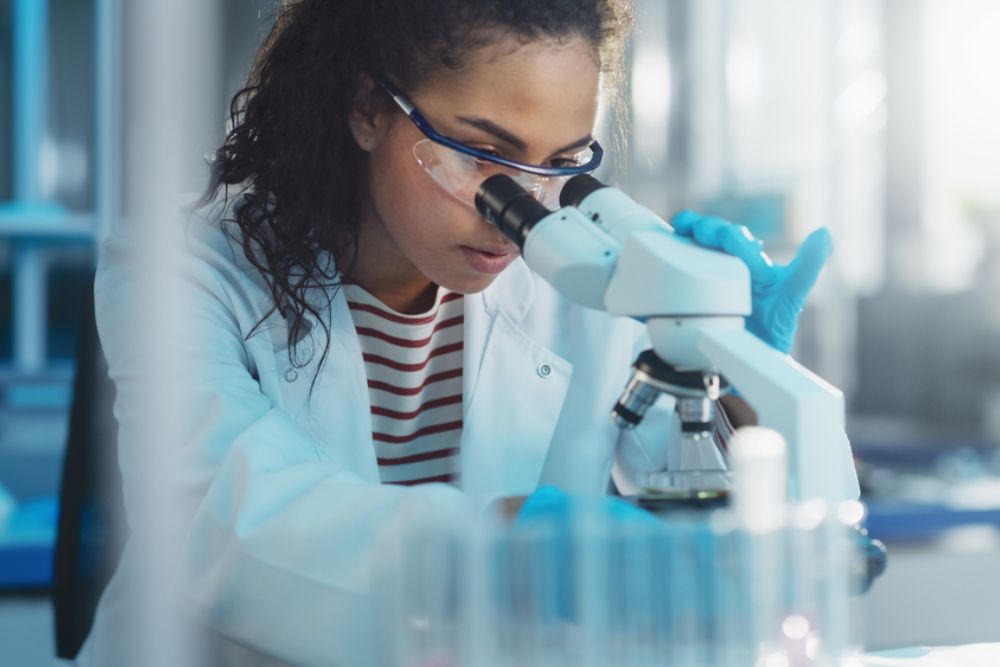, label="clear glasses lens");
[413,139,581,210]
